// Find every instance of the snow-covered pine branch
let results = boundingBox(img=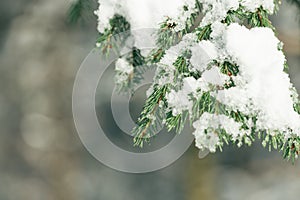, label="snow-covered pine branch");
[94,0,300,161]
